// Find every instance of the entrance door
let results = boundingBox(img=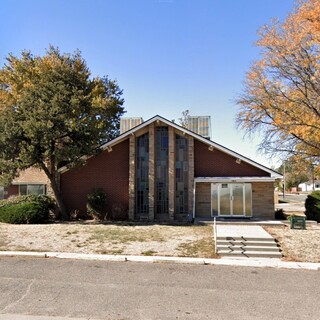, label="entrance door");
[219,184,231,216]
[211,183,252,217]
[232,183,245,216]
